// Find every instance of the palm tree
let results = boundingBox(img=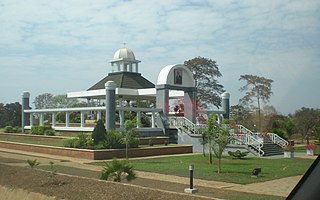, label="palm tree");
[100,159,136,182]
